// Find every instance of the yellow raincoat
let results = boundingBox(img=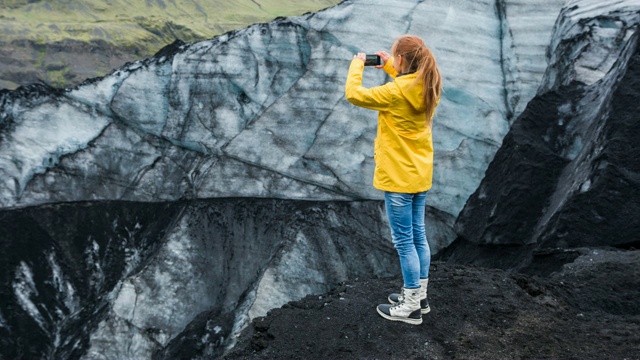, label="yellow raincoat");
[345,58,436,193]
